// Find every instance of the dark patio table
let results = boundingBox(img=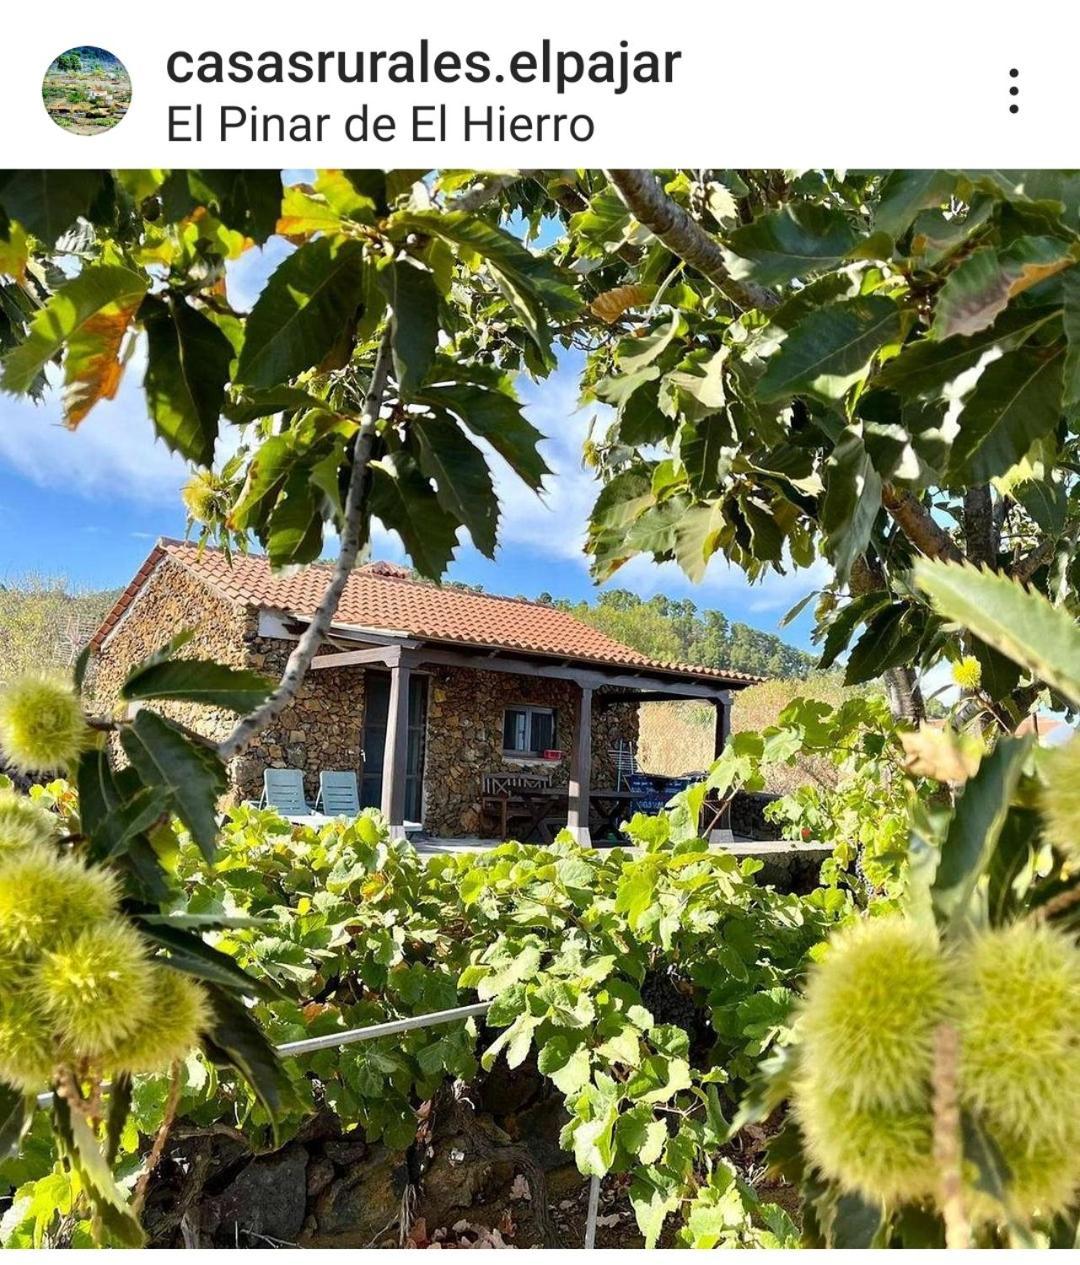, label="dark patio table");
[503,787,637,844]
